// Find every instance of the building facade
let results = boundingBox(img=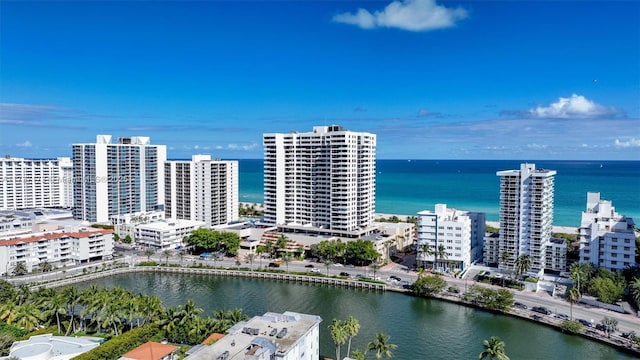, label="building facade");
[0,227,114,274]
[262,125,376,237]
[133,219,205,249]
[184,311,321,360]
[546,238,567,272]
[0,156,73,209]
[165,155,239,227]
[579,192,636,271]
[417,204,485,271]
[72,135,167,223]
[493,163,556,276]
